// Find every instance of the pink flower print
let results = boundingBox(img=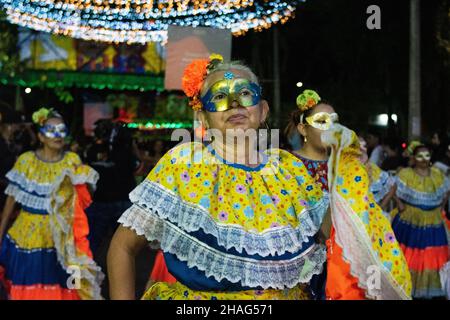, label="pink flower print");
[236,184,246,194]
[270,222,280,228]
[218,211,229,221]
[181,171,190,182]
[271,195,280,205]
[385,232,396,243]
[218,195,224,202]
[189,192,197,198]
[299,199,308,207]
[246,173,253,184]
[266,208,273,214]
[285,175,292,180]
[254,290,264,296]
